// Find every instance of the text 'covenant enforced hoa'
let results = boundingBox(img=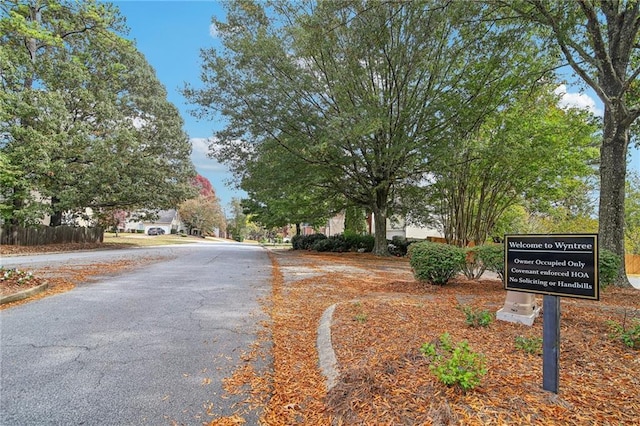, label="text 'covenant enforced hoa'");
[504,234,599,300]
